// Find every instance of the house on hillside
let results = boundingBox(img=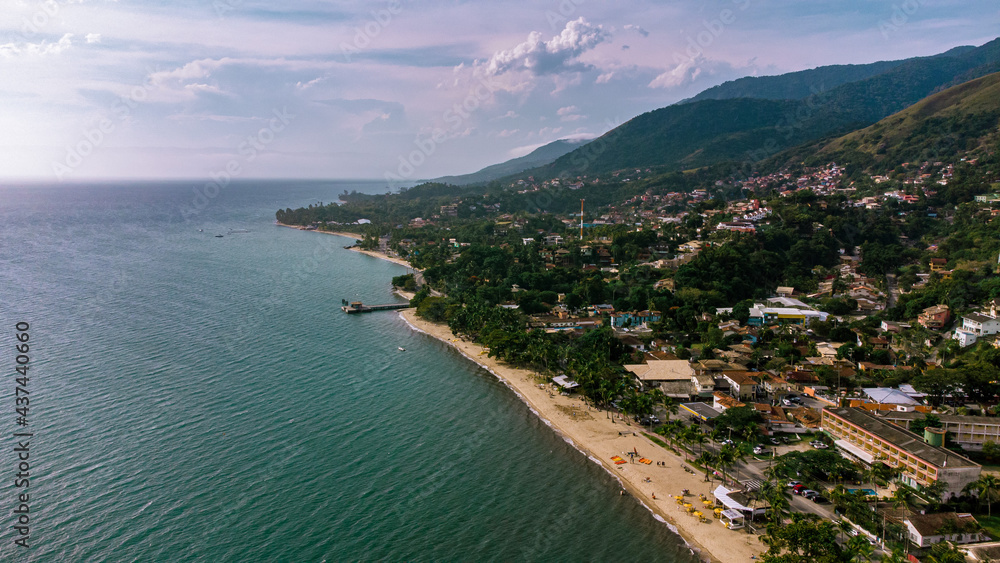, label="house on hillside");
[954,311,1000,347]
[918,304,950,329]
